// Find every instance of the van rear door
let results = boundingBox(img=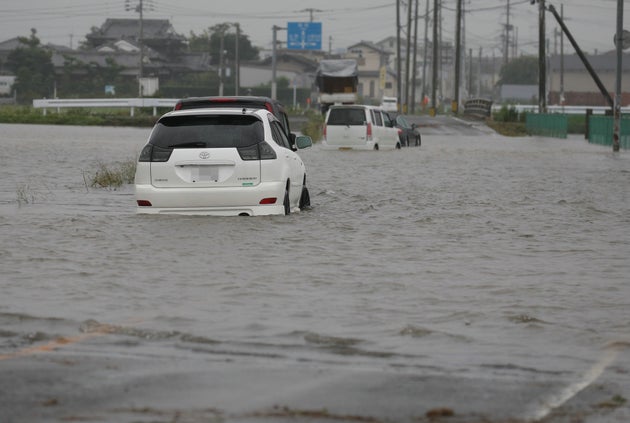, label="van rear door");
[325,107,368,147]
